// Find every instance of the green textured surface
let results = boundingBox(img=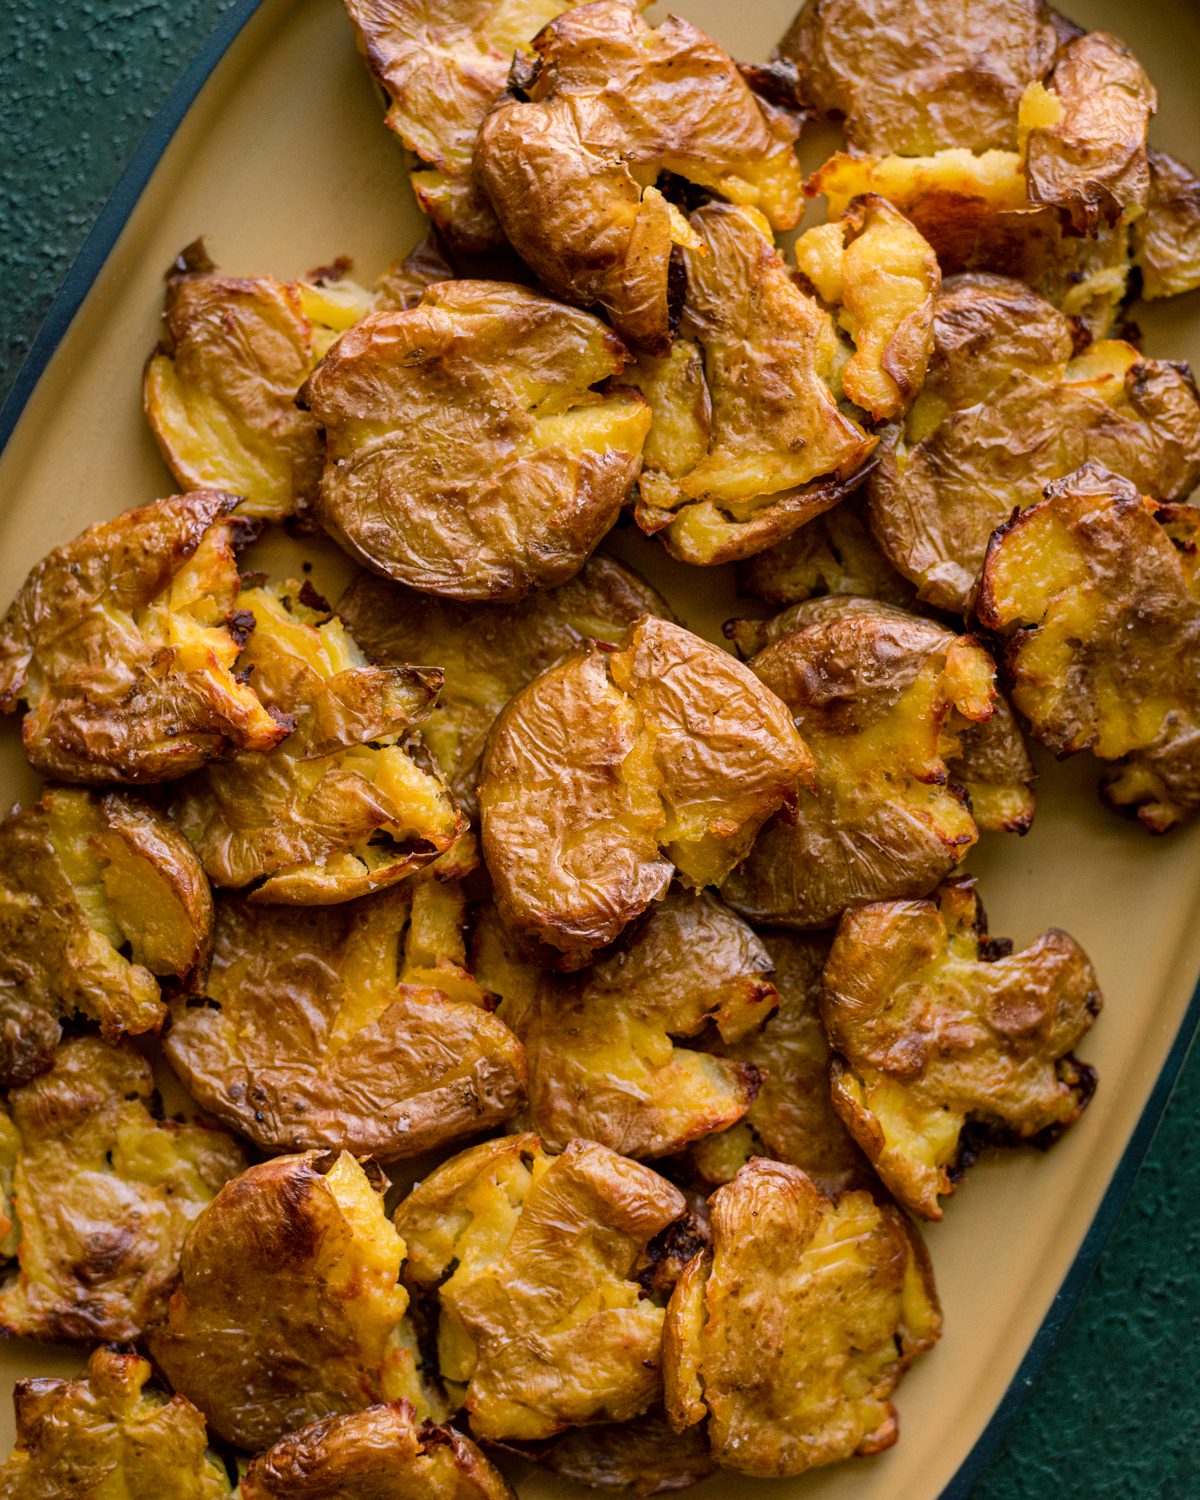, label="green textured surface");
[0,2,1197,1494]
